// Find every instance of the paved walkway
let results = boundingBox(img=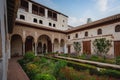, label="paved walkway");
[7,57,29,80]
[55,56,120,69]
